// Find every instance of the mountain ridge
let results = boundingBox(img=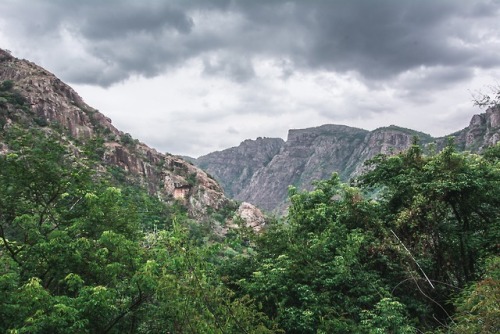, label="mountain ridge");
[195,105,500,213]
